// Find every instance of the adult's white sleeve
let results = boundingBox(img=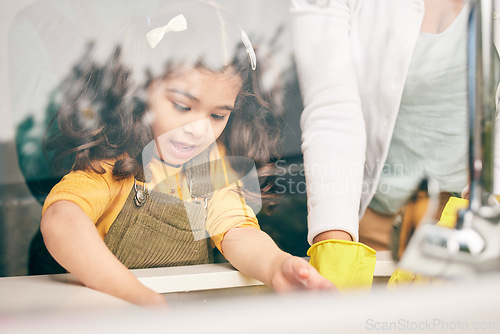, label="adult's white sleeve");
[290,0,366,244]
